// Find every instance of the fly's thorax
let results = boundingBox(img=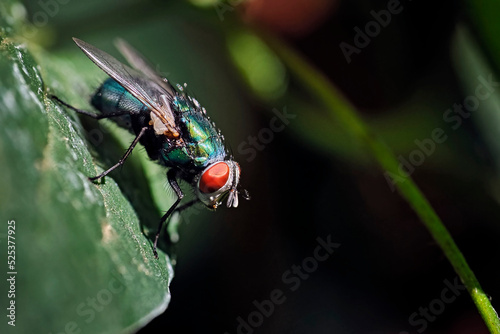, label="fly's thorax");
[195,160,241,209]
[159,99,226,170]
[173,95,191,113]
